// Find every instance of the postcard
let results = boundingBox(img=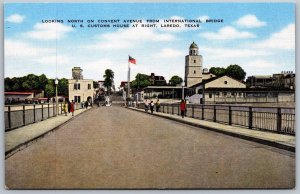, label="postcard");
[4,2,295,189]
